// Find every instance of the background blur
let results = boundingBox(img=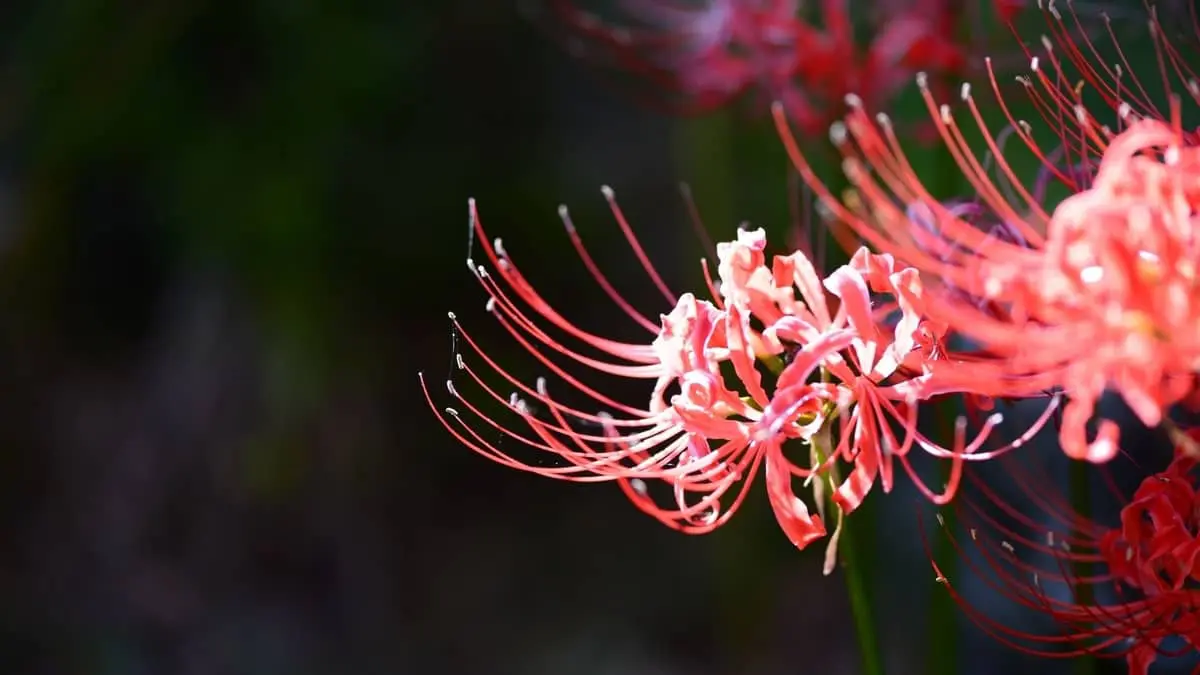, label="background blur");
[0,1,1193,674]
